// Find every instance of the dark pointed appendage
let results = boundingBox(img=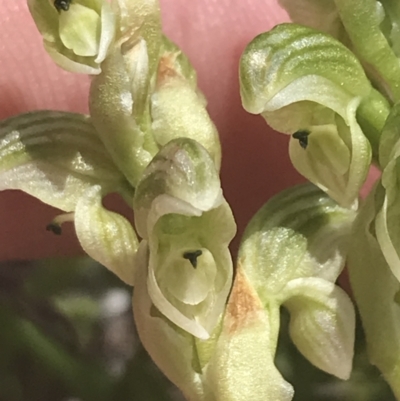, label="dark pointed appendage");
[46,222,62,235]
[292,130,310,149]
[183,250,203,268]
[54,0,71,12]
